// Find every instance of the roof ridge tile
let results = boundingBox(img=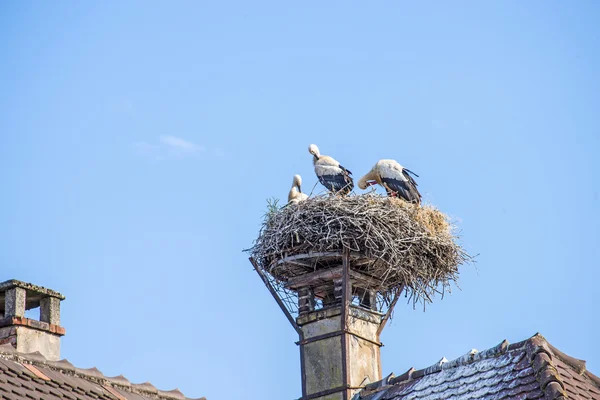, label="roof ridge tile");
[18,351,46,364]
[507,338,530,351]
[586,371,600,389]
[478,339,508,358]
[47,359,76,372]
[547,342,587,374]
[525,333,553,362]
[105,374,131,388]
[363,372,394,392]
[74,366,103,380]
[442,349,478,370]
[132,381,158,394]
[524,333,569,400]
[419,357,448,376]
[0,345,16,355]
[532,352,552,375]
[158,388,186,400]
[388,367,415,385]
